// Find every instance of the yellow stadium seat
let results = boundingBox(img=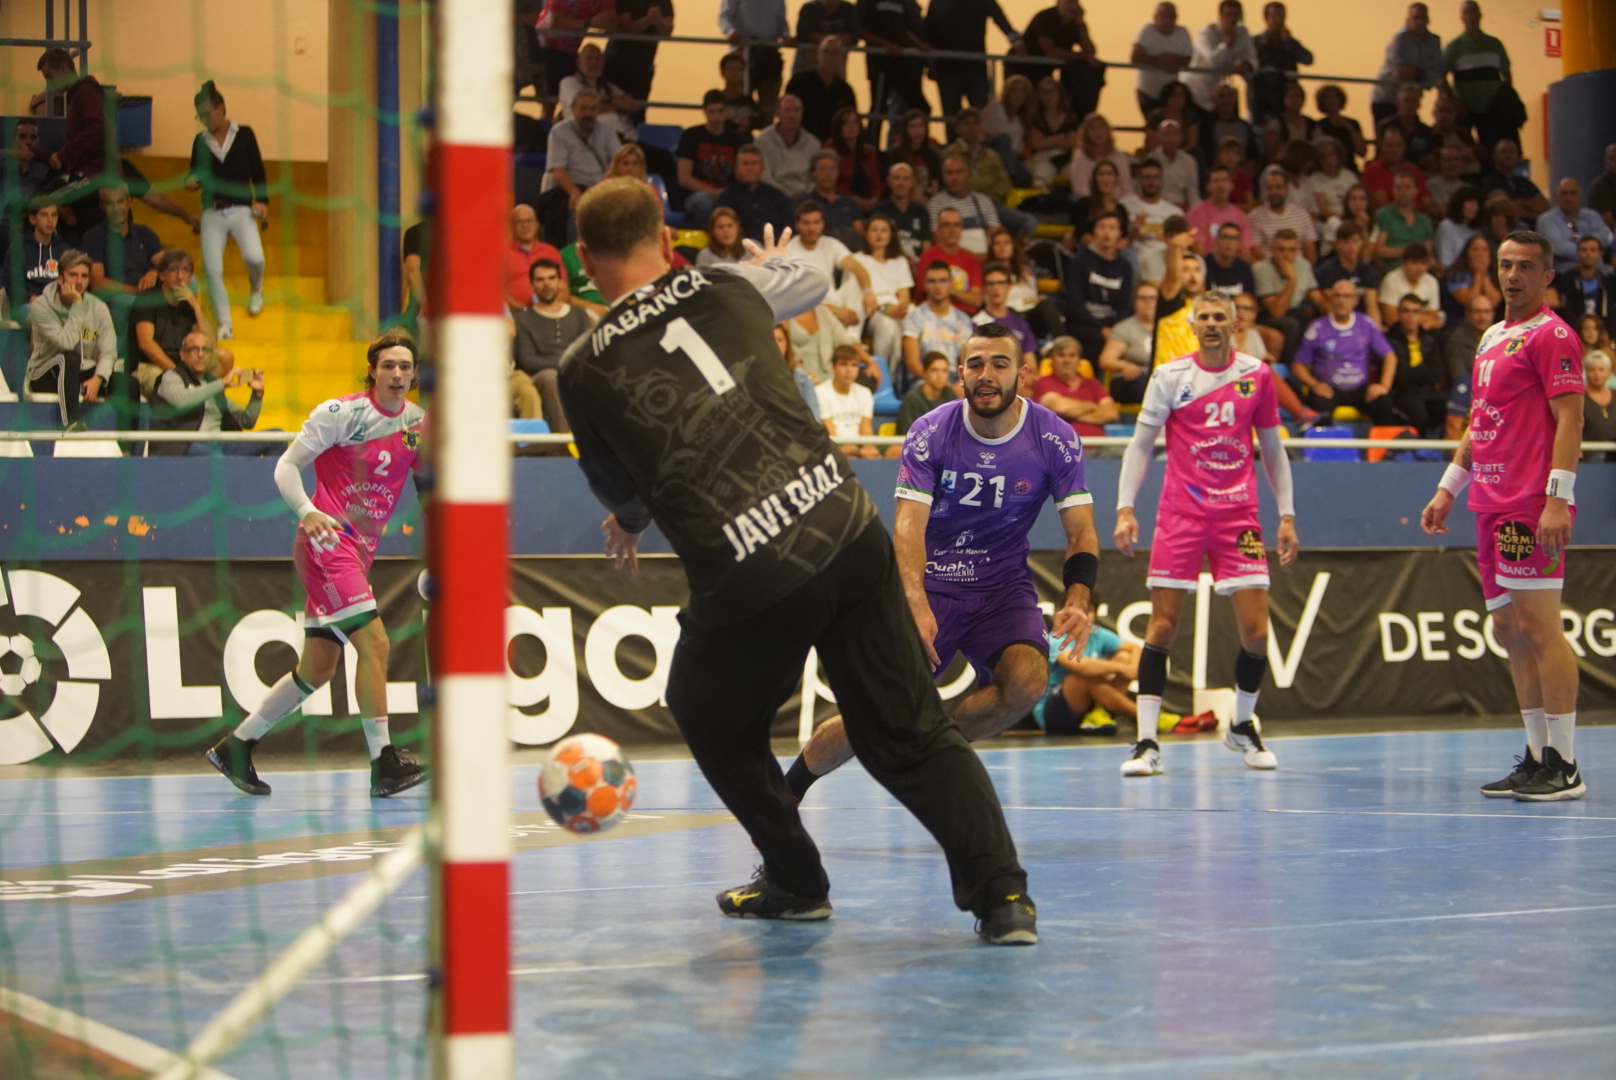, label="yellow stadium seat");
[1036,277,1060,294]
[878,422,896,437]
[673,229,709,250]
[1331,406,1366,422]
[1035,224,1075,240]
[1004,187,1043,209]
